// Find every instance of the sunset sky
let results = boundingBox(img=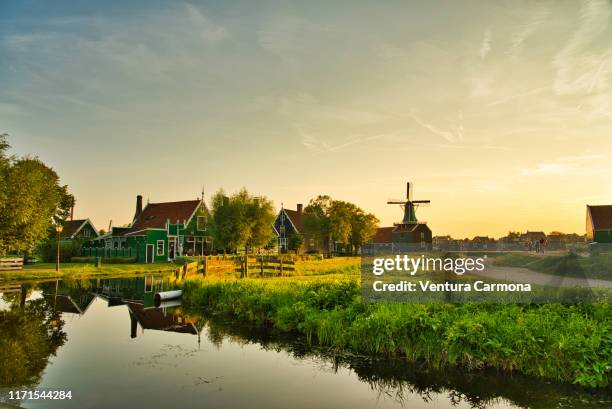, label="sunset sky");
[2,0,612,238]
